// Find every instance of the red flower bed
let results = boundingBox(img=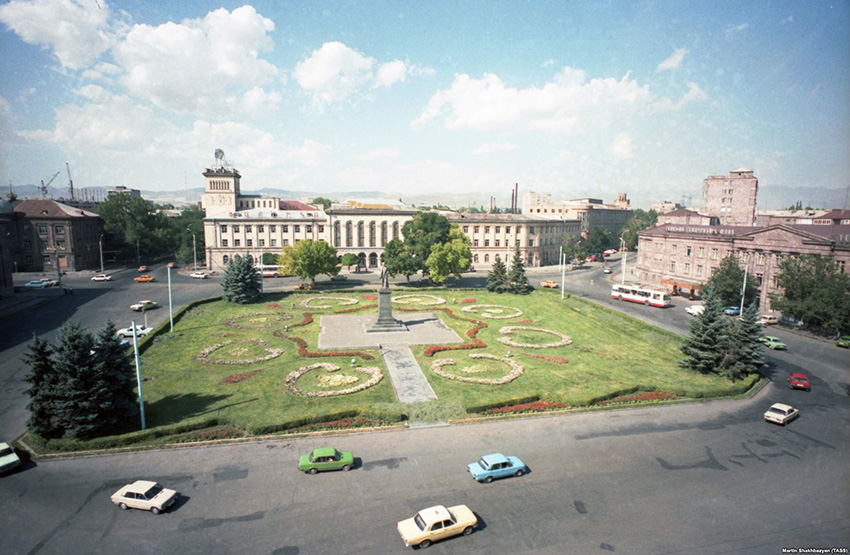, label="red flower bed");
[595,392,677,406]
[290,313,314,327]
[266,303,282,309]
[334,304,378,313]
[272,330,375,360]
[461,298,476,303]
[484,400,568,414]
[522,353,569,364]
[517,319,535,324]
[361,294,378,300]
[400,306,489,357]
[221,370,263,384]
[287,415,390,433]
